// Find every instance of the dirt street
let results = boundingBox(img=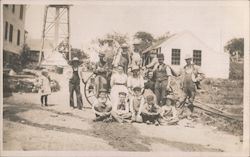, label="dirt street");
[3,94,243,152]
[3,72,243,152]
